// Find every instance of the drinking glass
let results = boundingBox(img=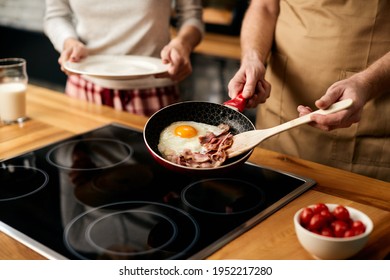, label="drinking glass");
[0,58,28,124]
